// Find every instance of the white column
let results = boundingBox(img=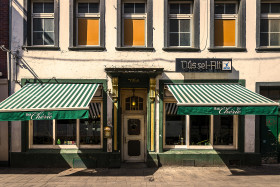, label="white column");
[244,115,255,153]
[11,121,21,152]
